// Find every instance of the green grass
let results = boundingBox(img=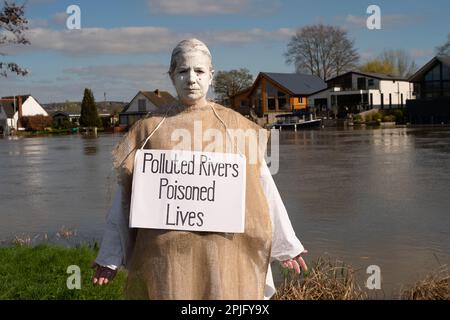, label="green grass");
[0,244,126,300]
